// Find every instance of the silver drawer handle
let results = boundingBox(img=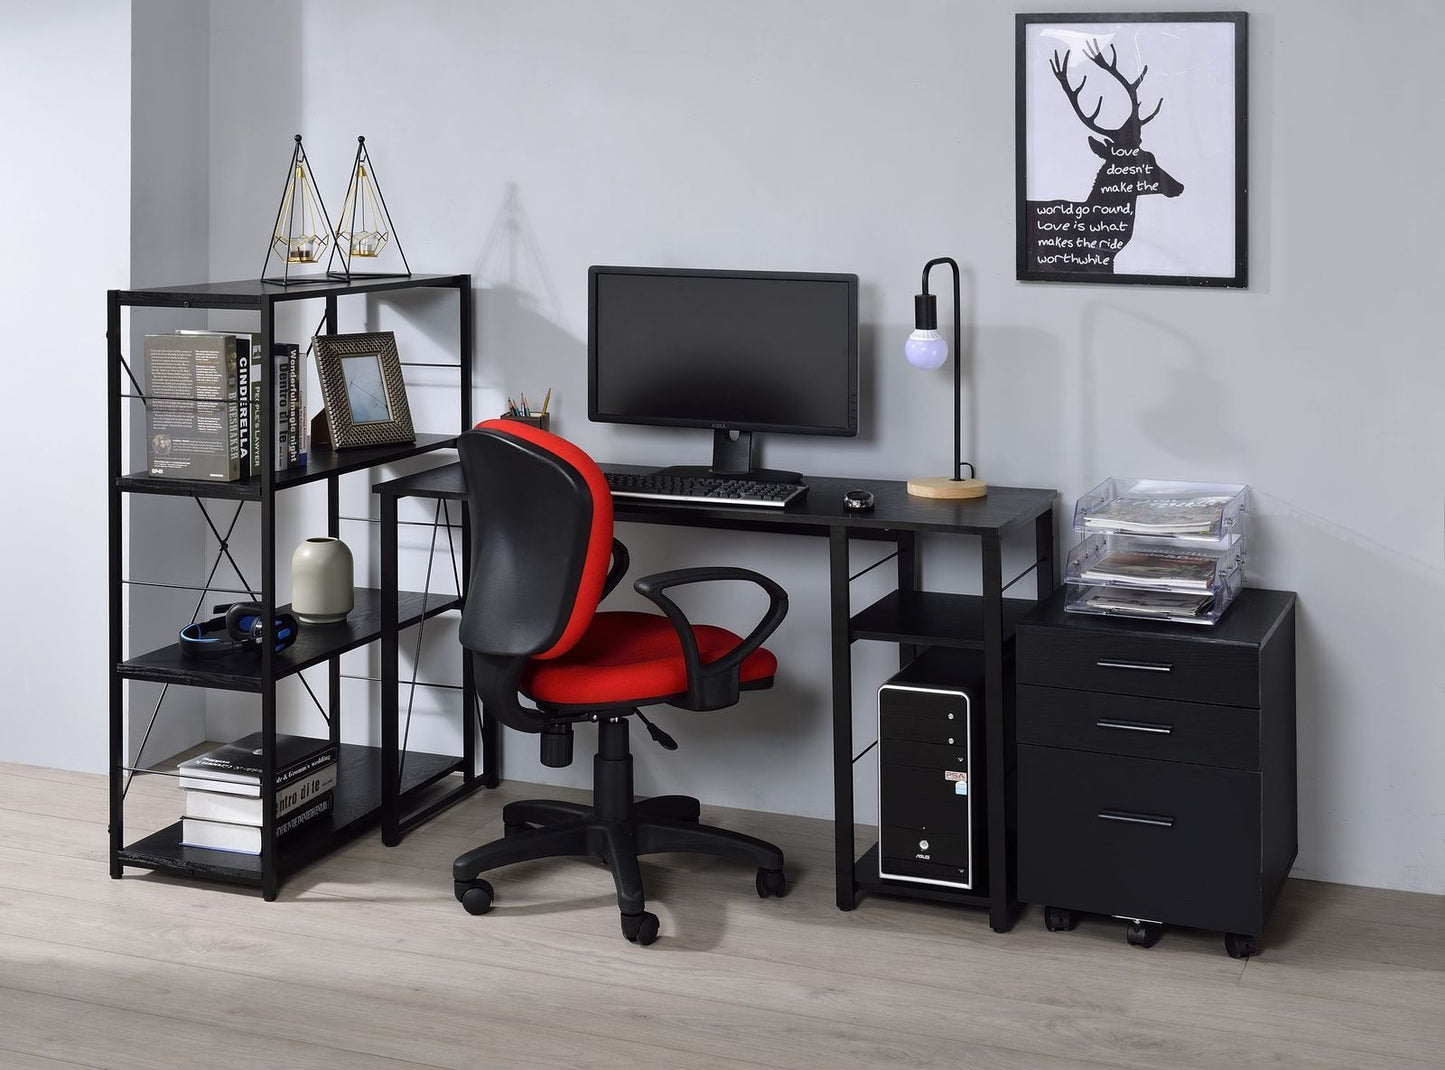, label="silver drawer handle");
[1098,809,1175,828]
[1096,659,1173,673]
[1097,719,1173,735]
